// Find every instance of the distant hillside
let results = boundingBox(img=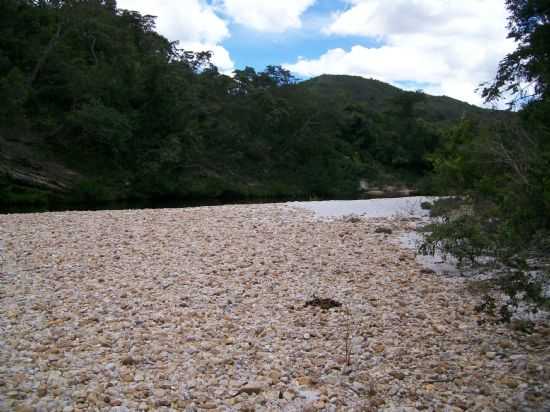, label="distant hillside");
[300,75,404,109]
[299,75,491,122]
